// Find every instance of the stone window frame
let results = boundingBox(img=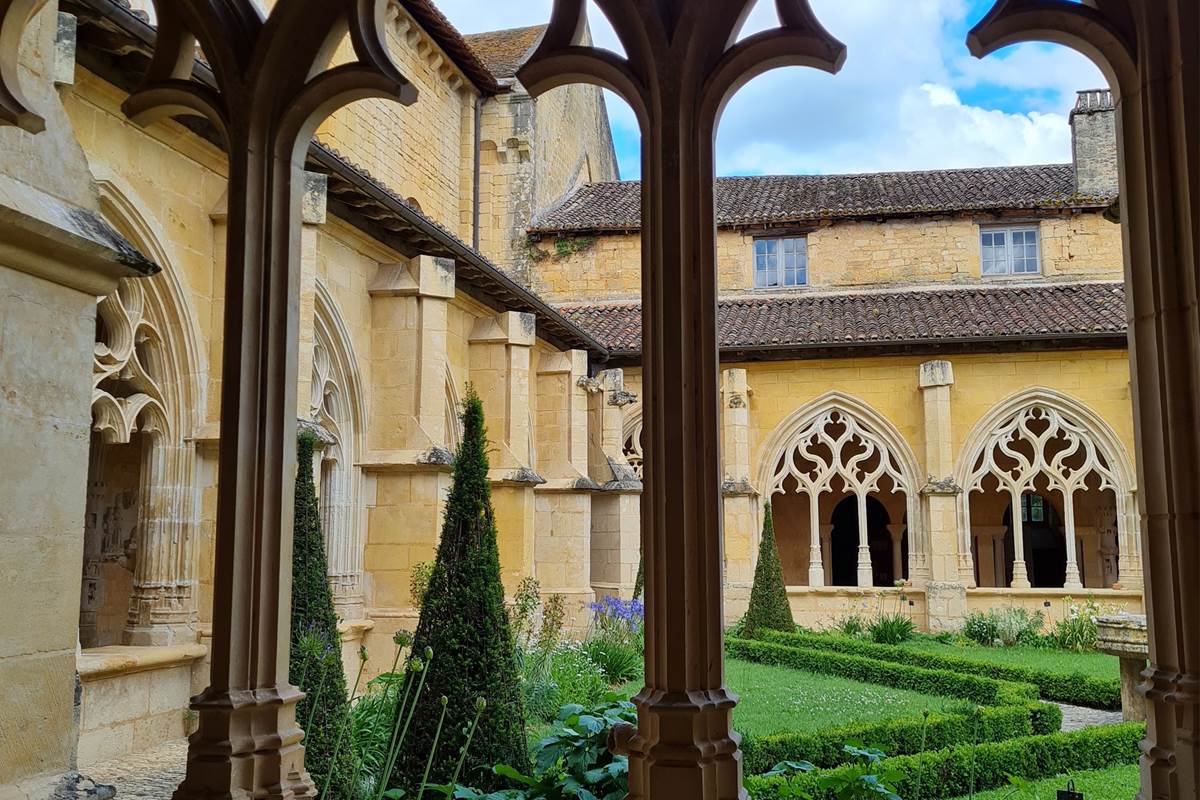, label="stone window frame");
[979,222,1042,277]
[752,234,809,289]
